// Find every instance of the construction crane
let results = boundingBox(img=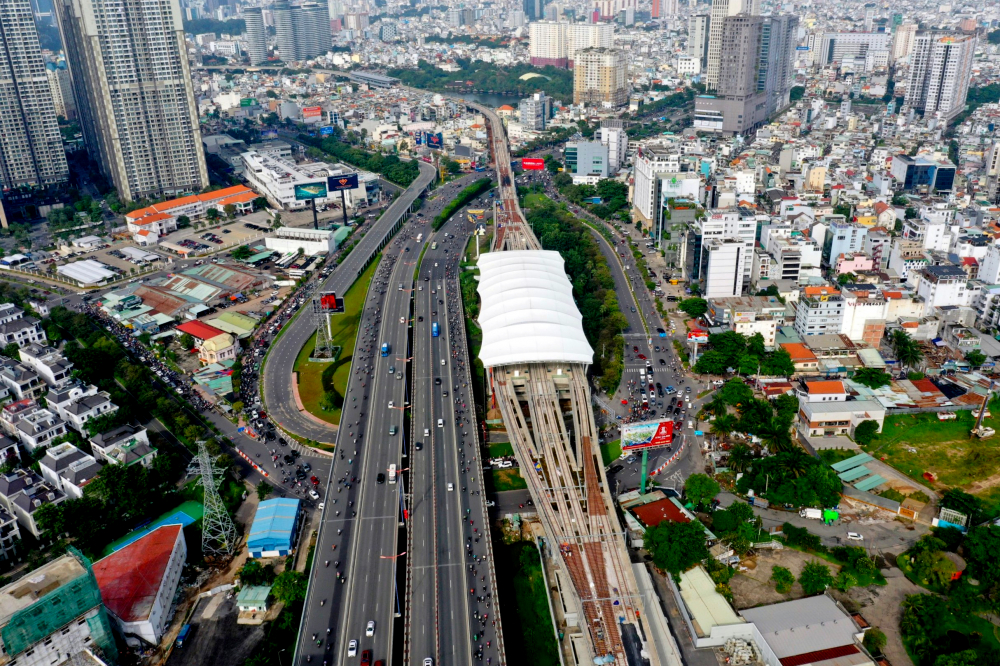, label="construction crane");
[972,380,995,439]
